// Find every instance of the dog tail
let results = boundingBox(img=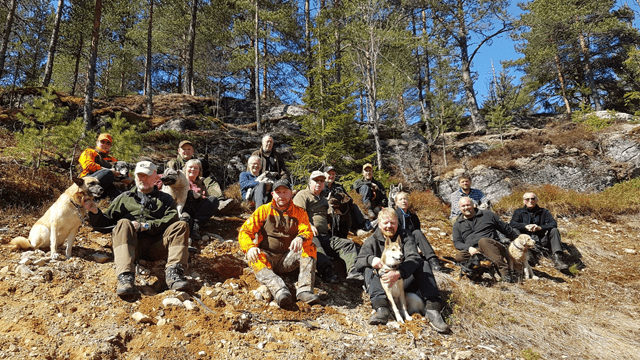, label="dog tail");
[10,236,33,251]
